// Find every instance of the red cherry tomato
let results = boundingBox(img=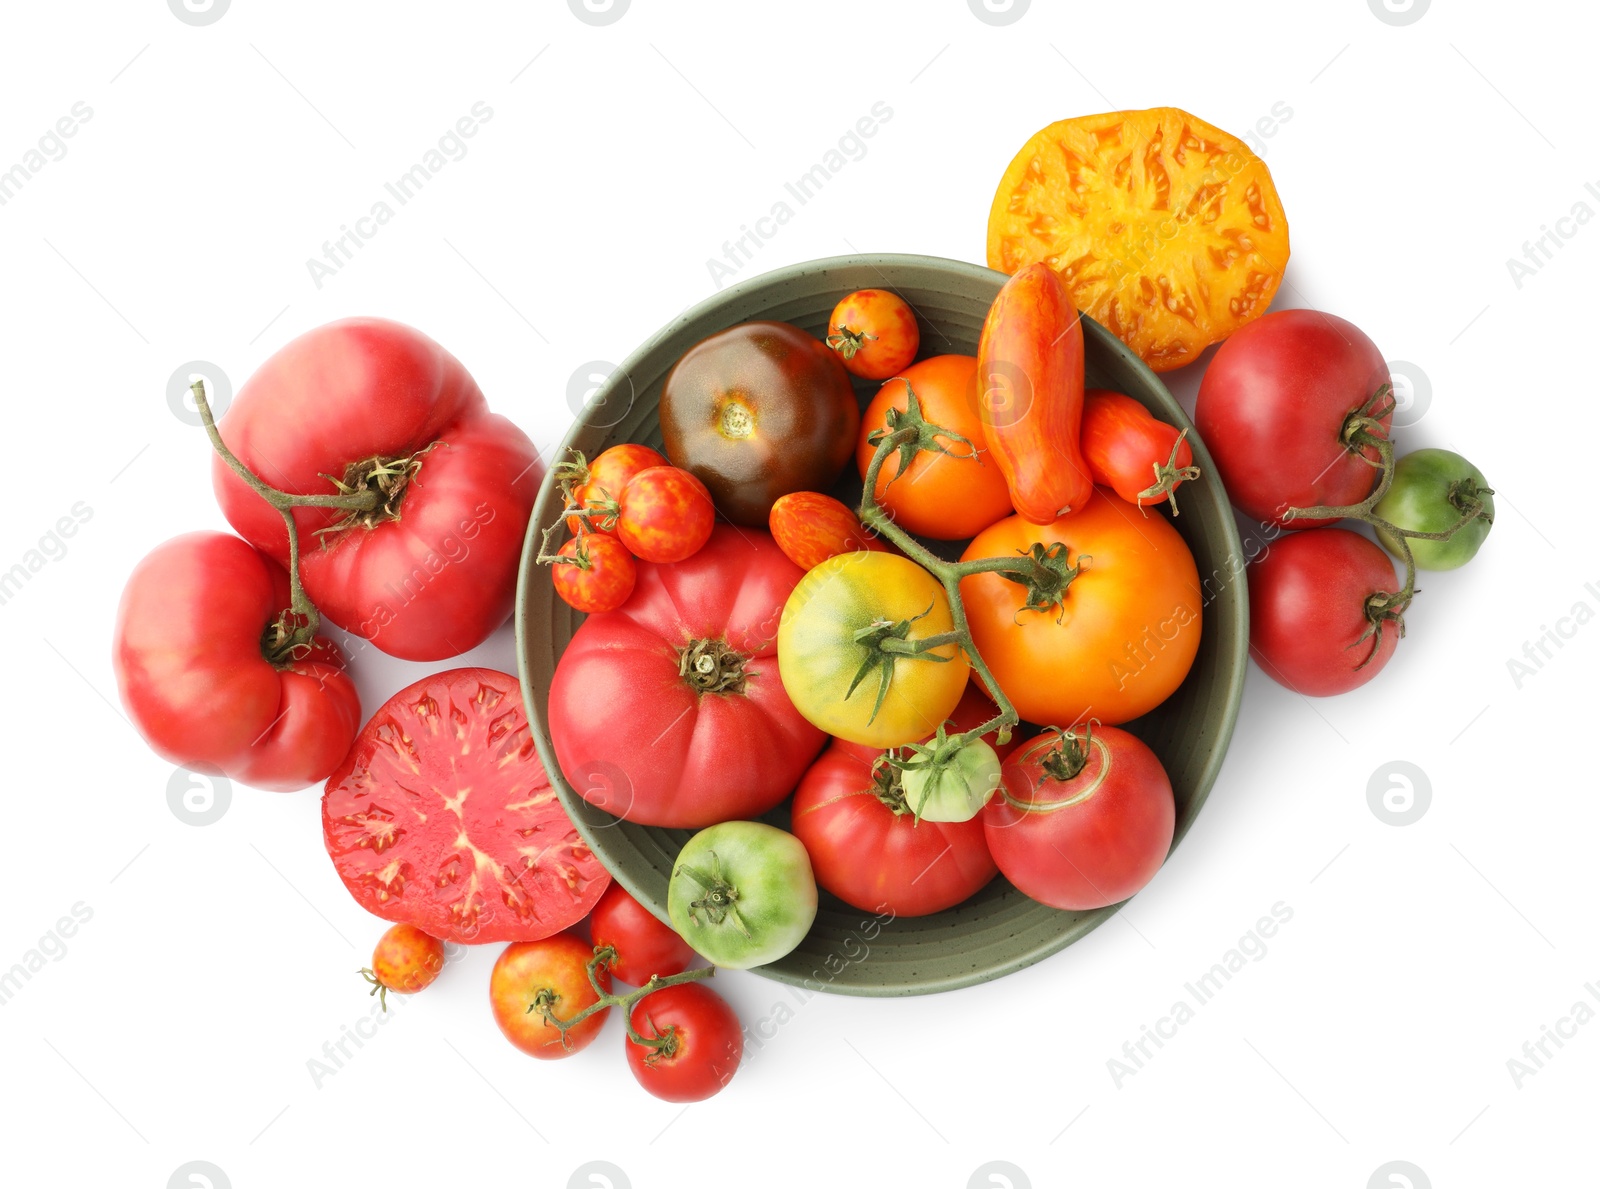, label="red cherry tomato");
[1080,389,1198,510]
[1195,309,1392,528]
[617,466,716,563]
[590,883,697,985]
[983,724,1174,911]
[113,531,361,792]
[565,444,667,534]
[626,982,743,1102]
[827,289,920,380]
[551,533,638,614]
[490,934,611,1059]
[1248,526,1402,695]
